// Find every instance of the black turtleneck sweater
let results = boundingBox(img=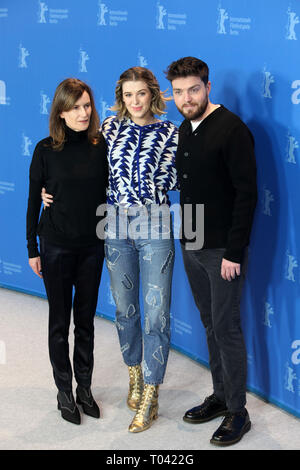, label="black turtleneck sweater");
[176,105,257,263]
[26,126,108,258]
